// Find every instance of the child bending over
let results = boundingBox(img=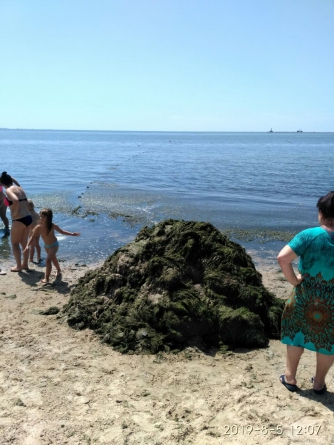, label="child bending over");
[27,199,42,263]
[24,208,80,284]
